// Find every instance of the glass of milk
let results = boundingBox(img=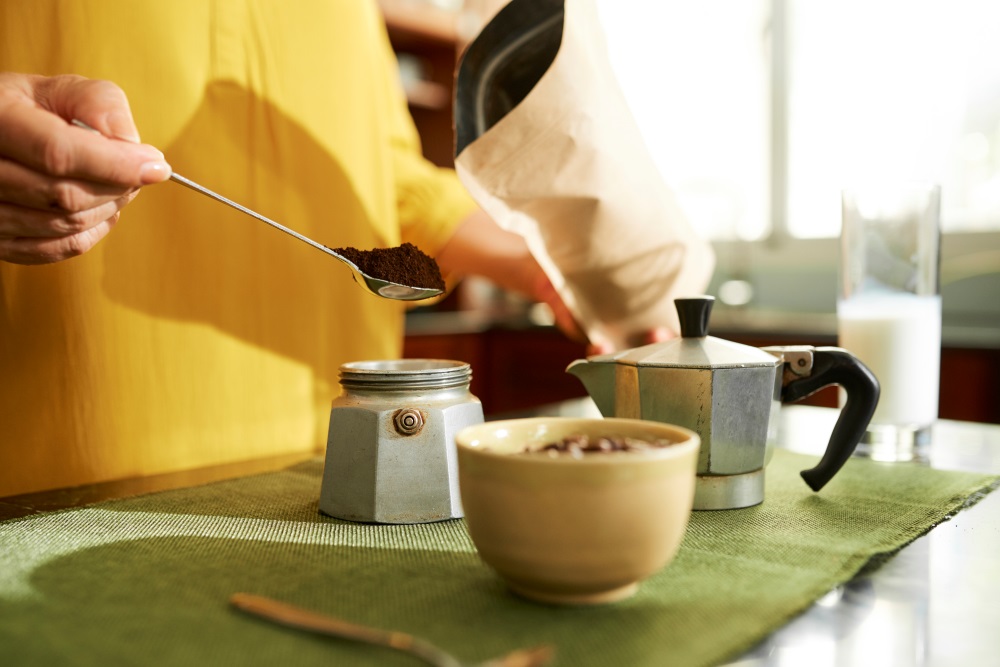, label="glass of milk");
[838,183,941,461]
